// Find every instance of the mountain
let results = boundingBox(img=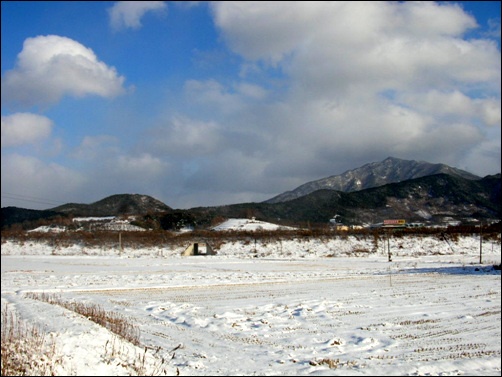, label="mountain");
[186,173,500,227]
[2,165,500,231]
[49,194,172,217]
[1,194,173,230]
[292,172,500,225]
[264,157,481,204]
